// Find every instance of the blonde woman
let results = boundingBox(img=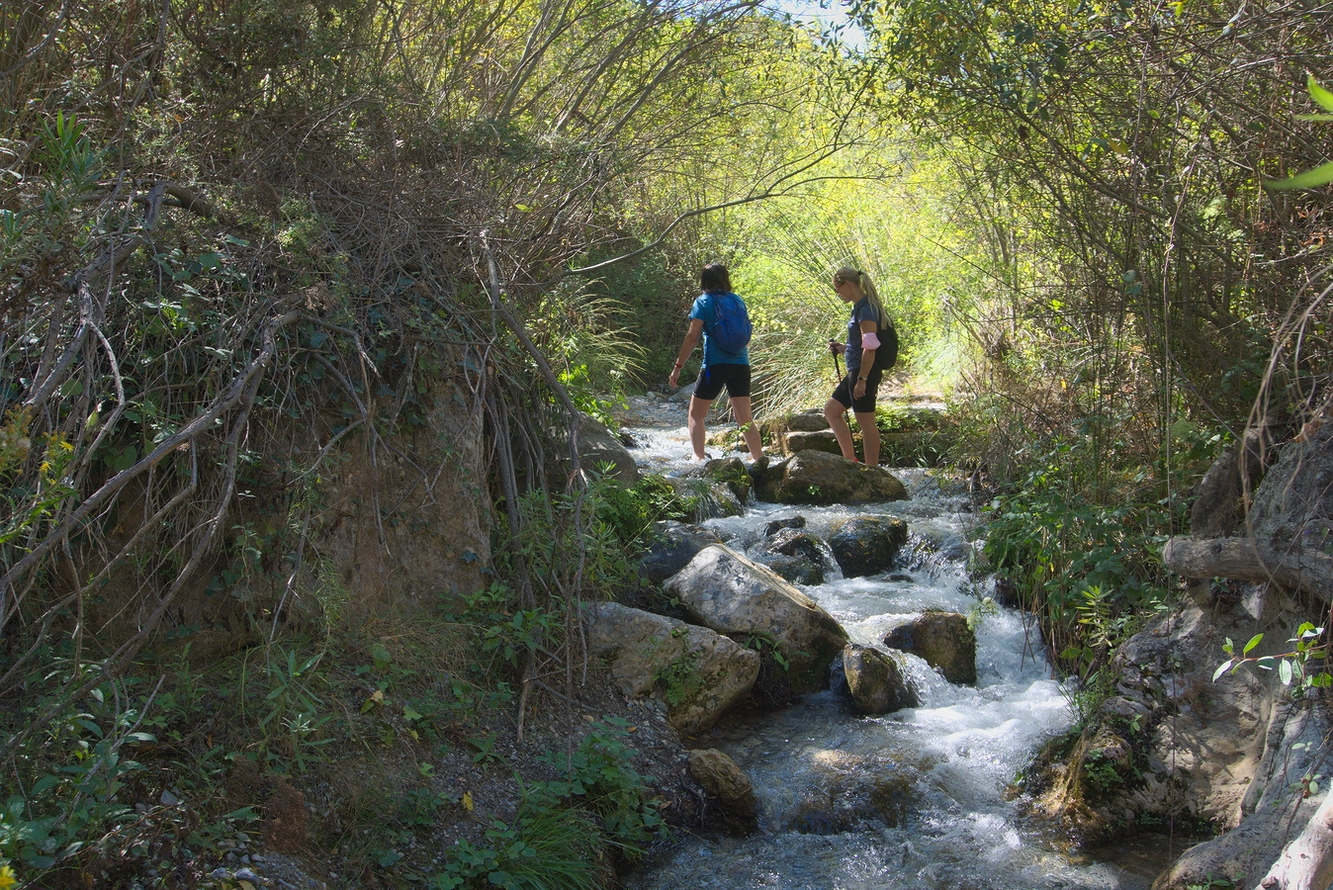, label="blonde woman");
[823,267,896,466]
